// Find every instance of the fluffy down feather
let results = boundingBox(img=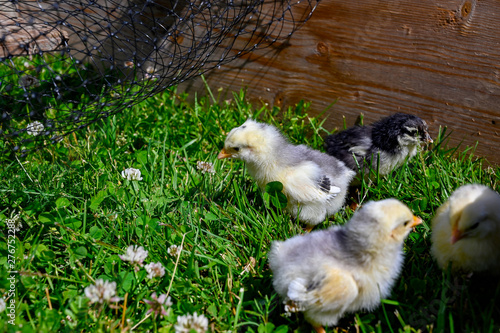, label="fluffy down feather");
[268,199,422,331]
[431,184,500,274]
[218,119,356,229]
[324,113,432,176]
